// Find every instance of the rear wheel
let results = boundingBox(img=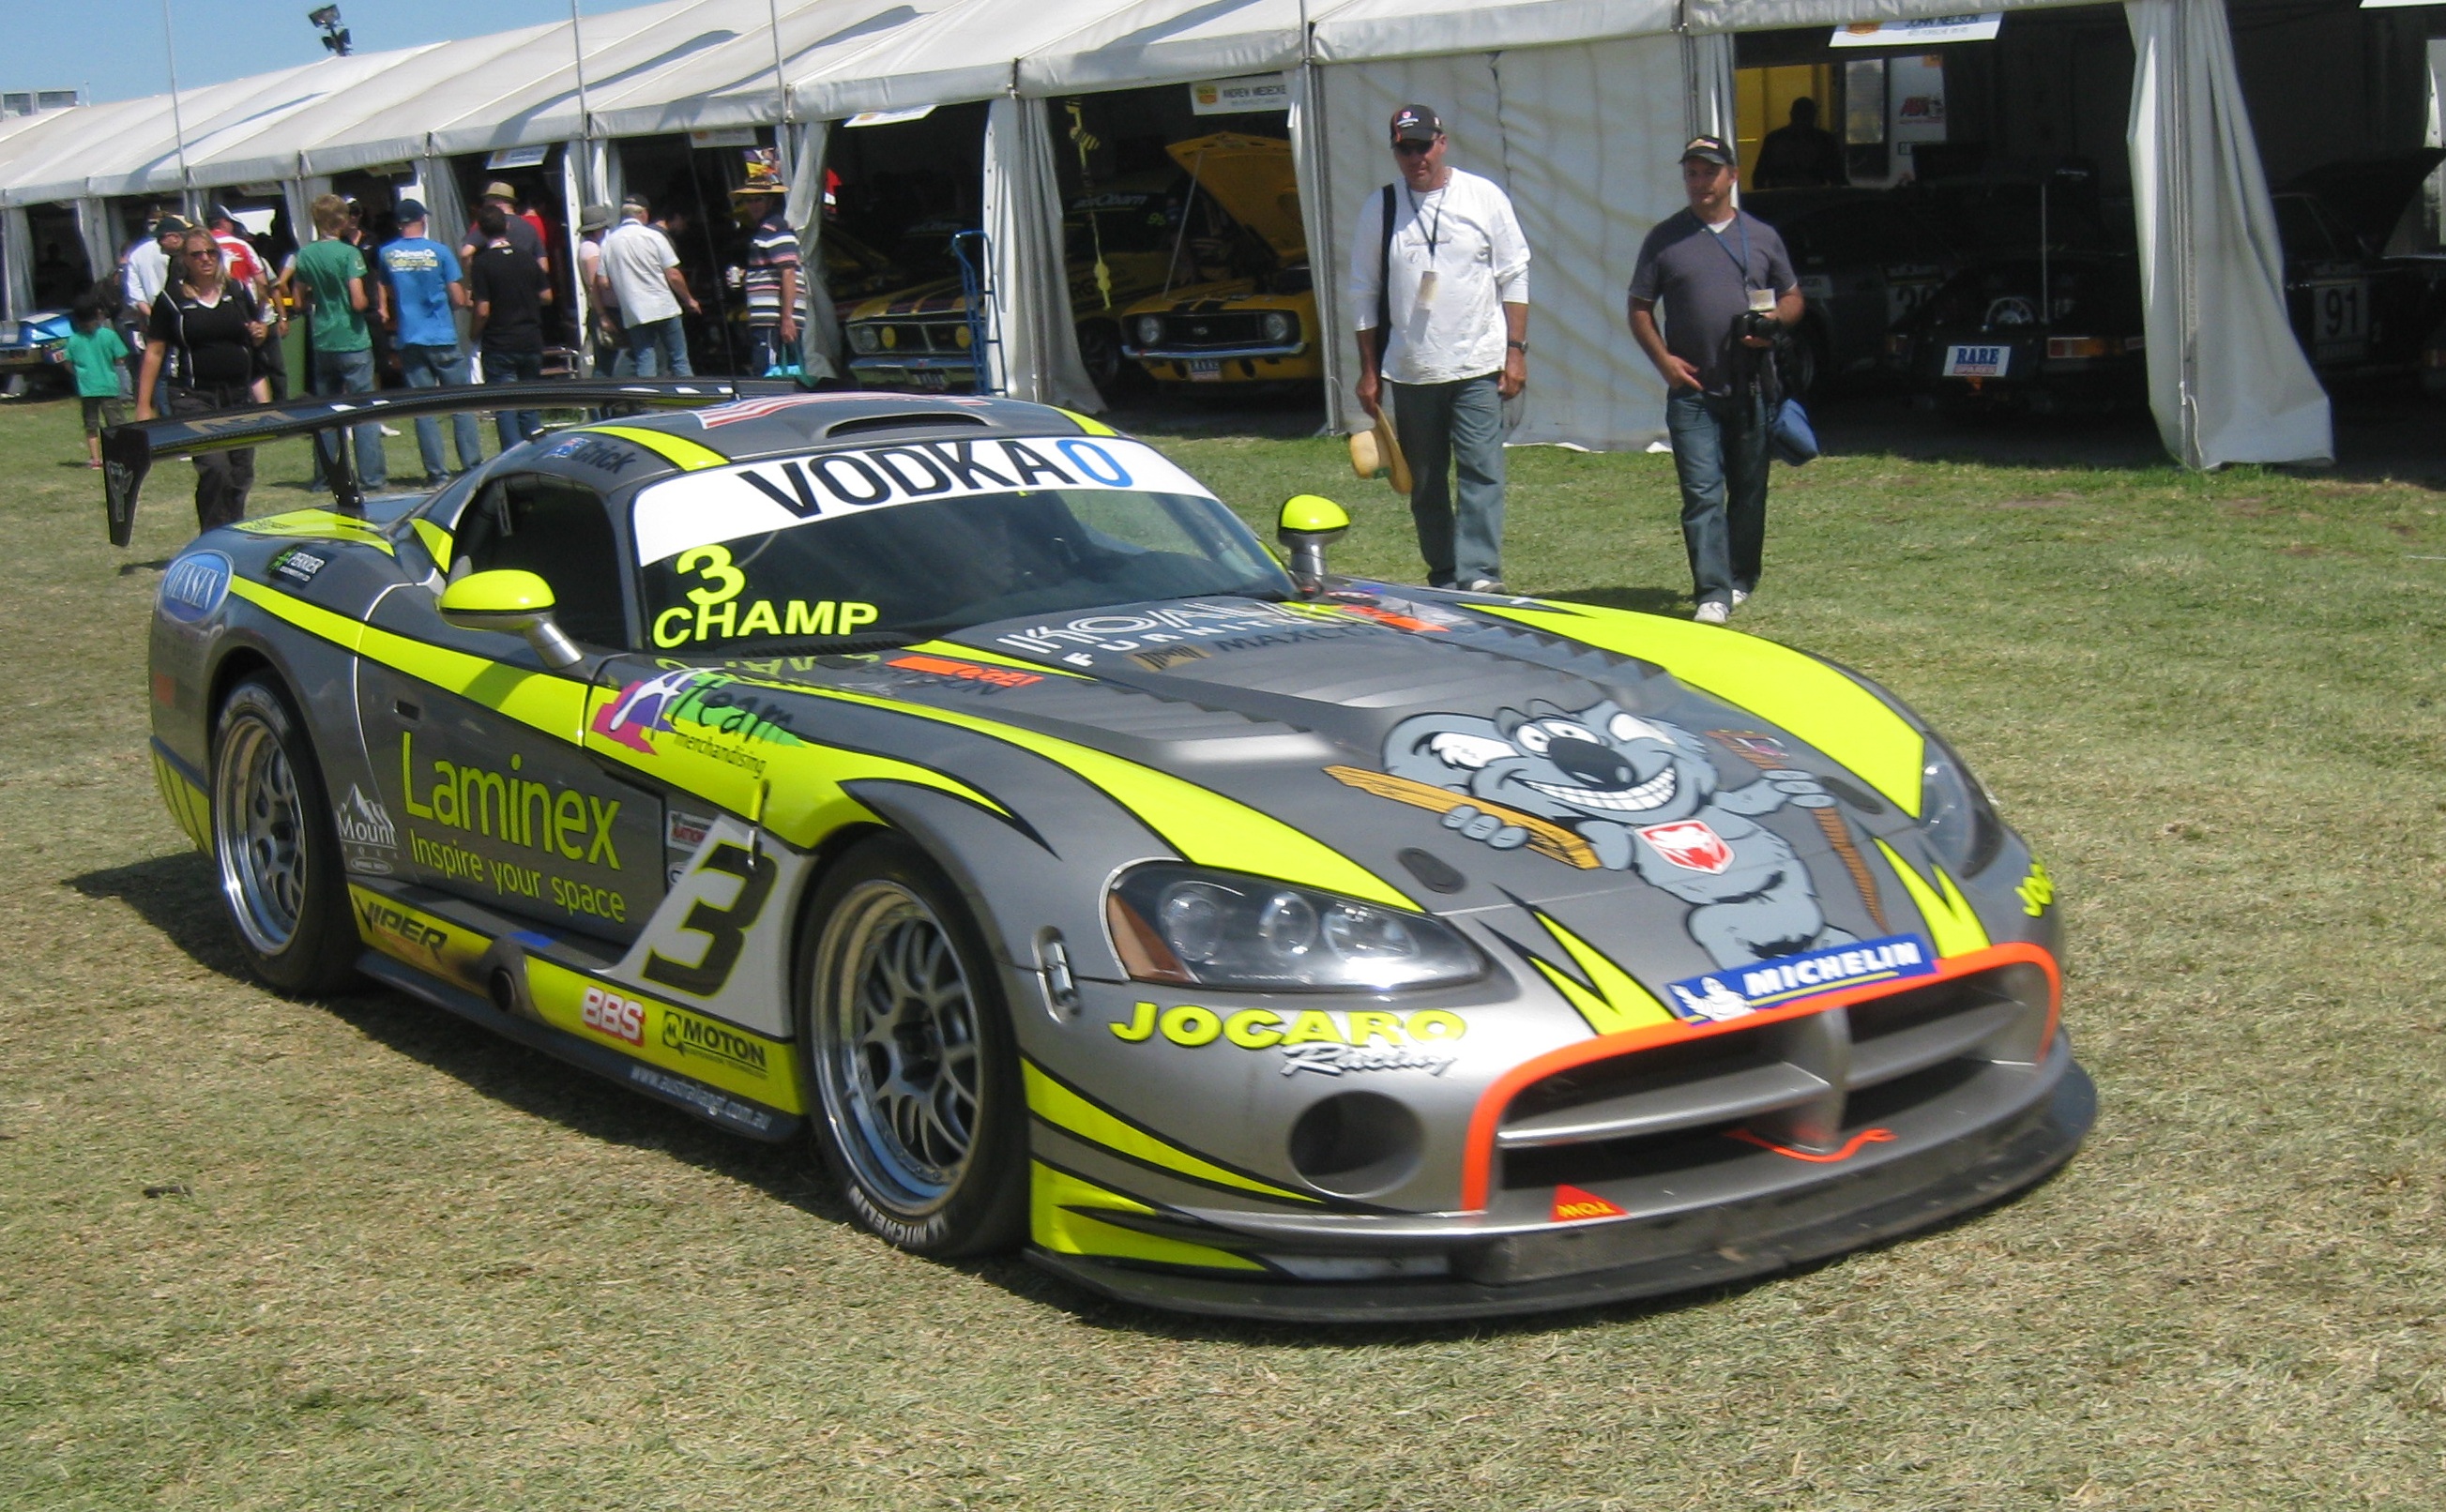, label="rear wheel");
[798,835,1028,1258]
[210,675,360,994]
